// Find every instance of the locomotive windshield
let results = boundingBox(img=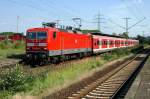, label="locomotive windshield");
[37,32,47,39]
[27,32,36,39]
[27,32,47,39]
